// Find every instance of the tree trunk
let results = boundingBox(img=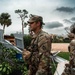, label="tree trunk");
[3,25,5,35]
